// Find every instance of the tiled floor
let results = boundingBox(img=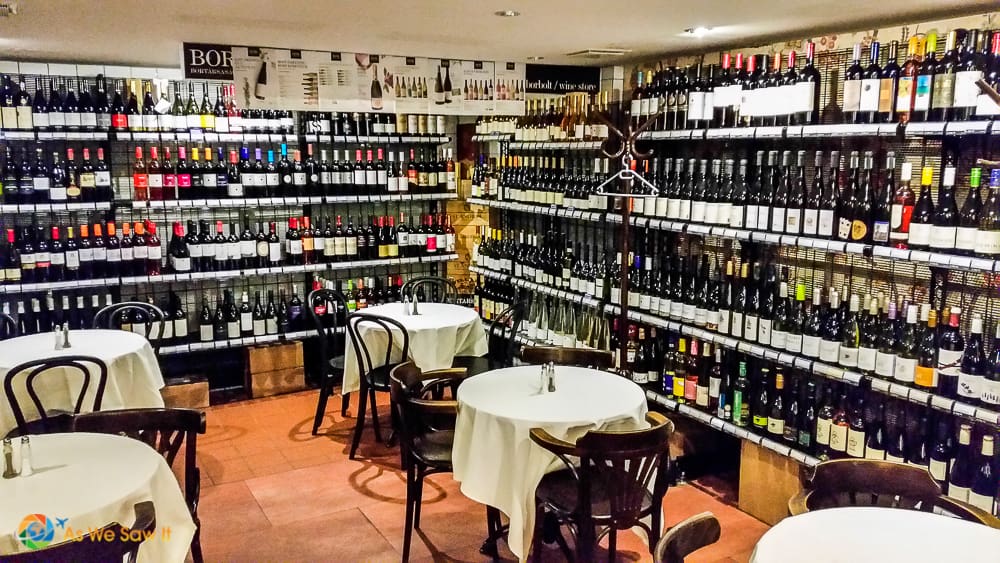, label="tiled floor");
[194,389,769,562]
